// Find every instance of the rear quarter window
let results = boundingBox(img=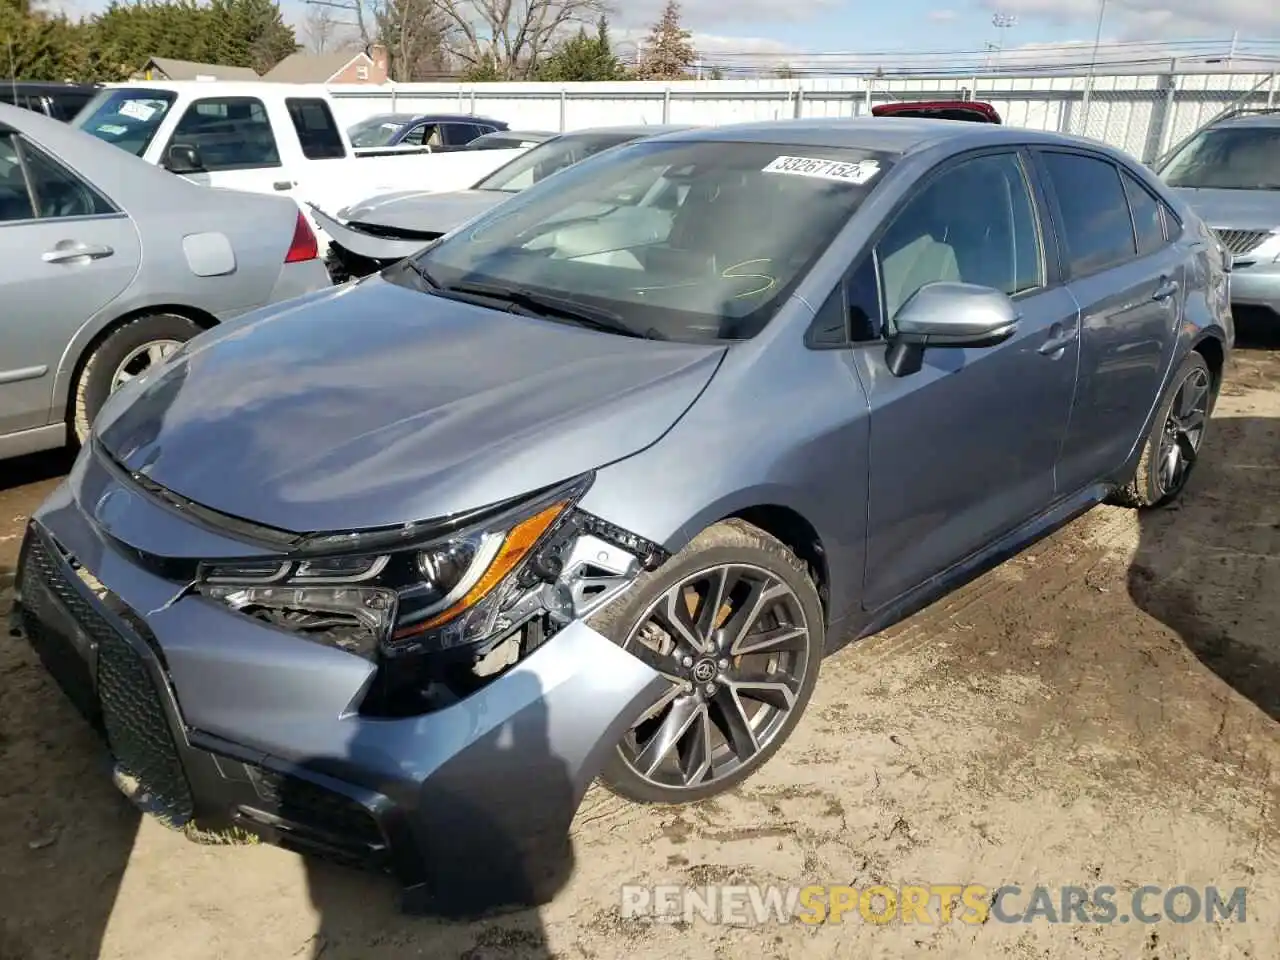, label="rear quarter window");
[285,98,346,160]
